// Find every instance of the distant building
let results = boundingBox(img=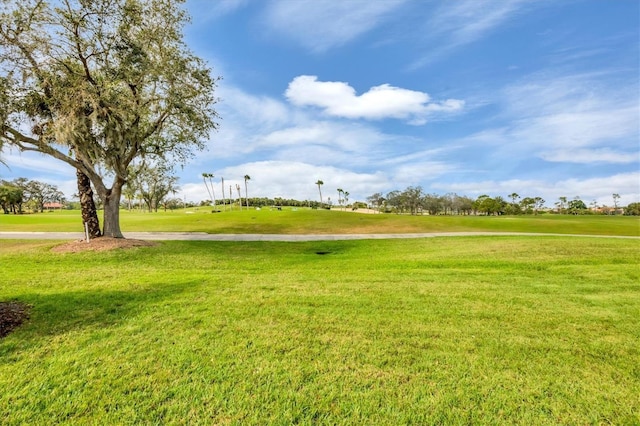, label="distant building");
[590,206,624,215]
[43,202,65,210]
